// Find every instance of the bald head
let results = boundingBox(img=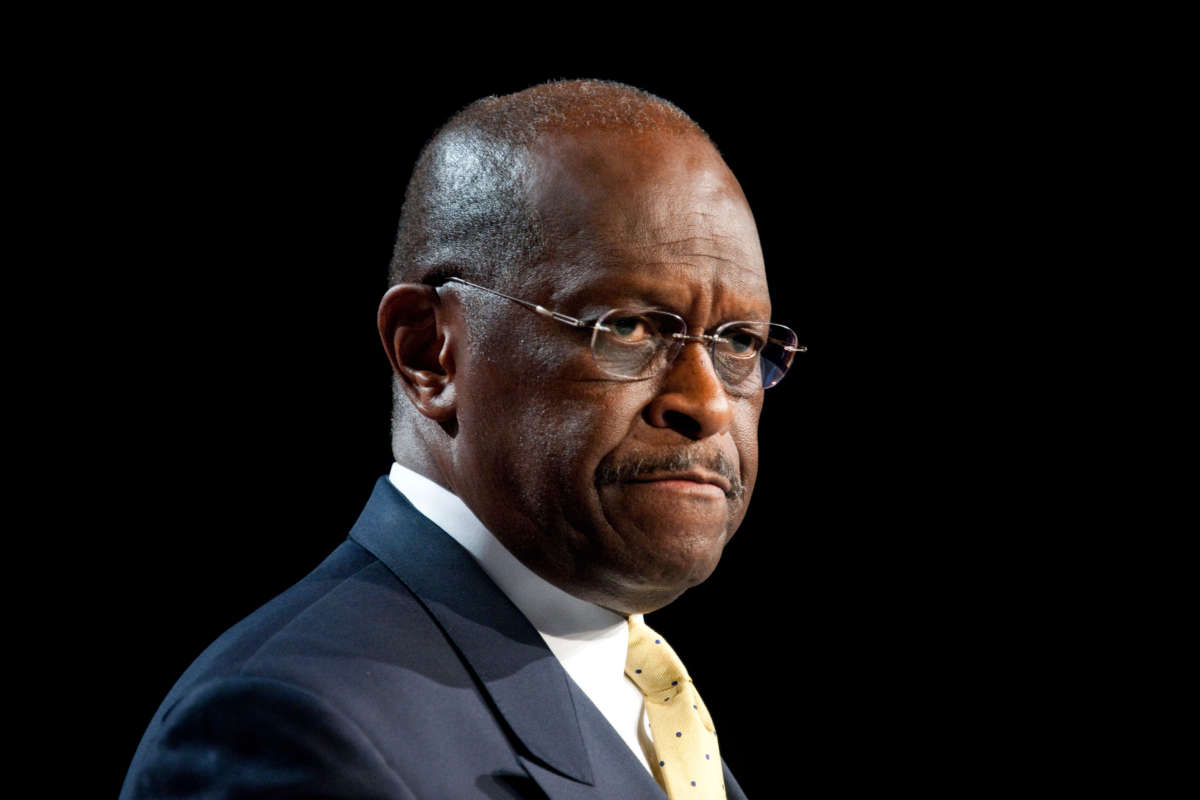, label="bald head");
[389,80,715,292]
